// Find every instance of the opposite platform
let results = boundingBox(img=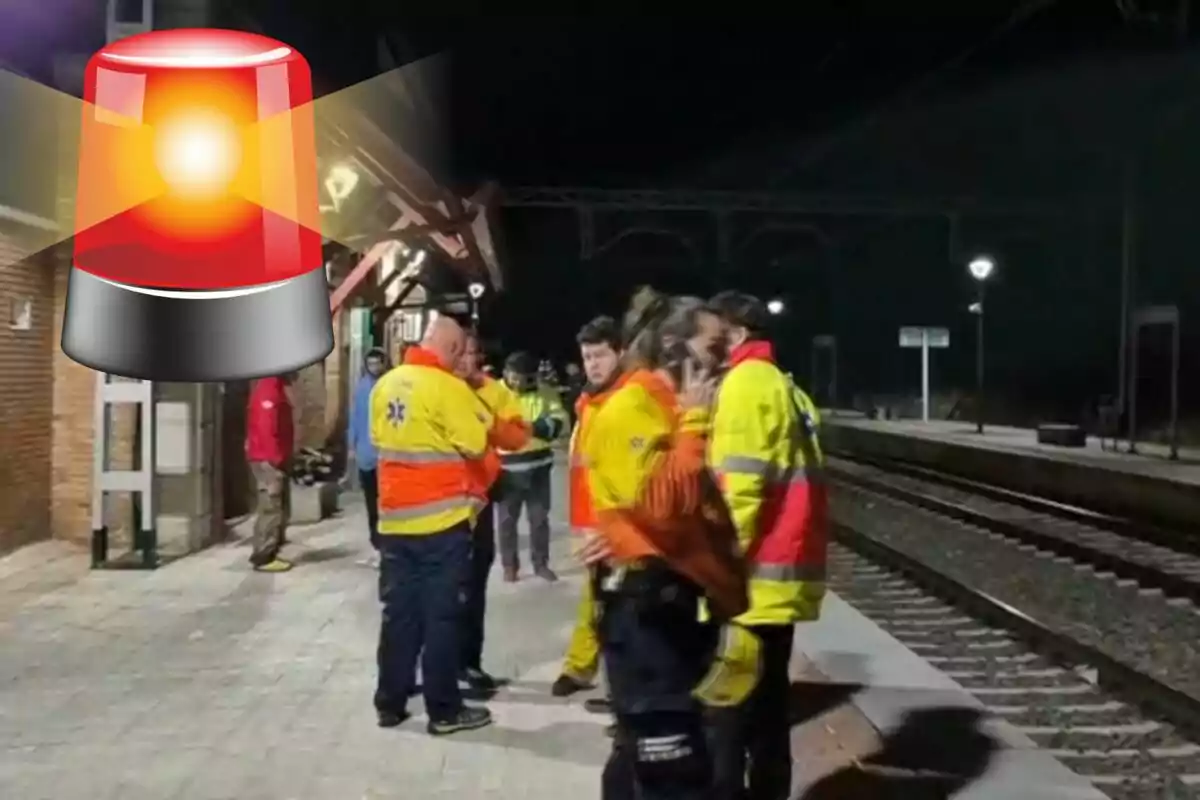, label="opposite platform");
[823,414,1200,528]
